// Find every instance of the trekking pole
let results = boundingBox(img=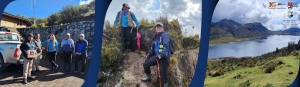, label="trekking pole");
[156,59,162,87]
[130,27,133,33]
